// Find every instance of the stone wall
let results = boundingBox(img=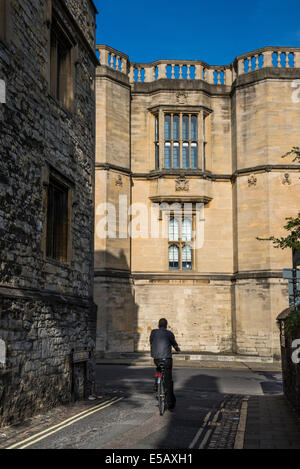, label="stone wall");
[0,0,97,426]
[0,295,96,425]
